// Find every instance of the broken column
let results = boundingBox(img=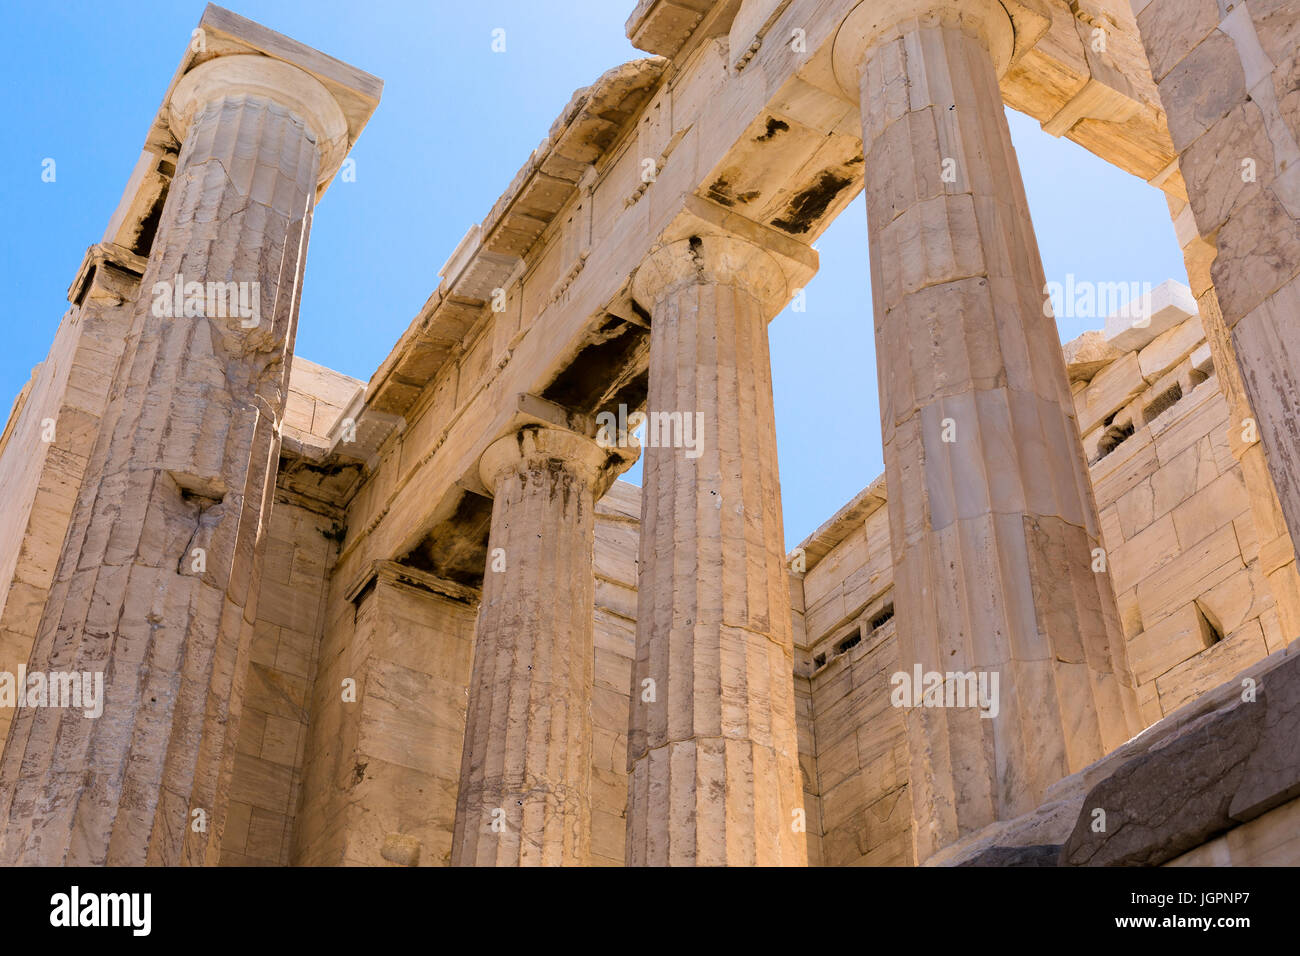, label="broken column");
[0,53,355,865]
[832,0,1142,860]
[452,425,626,866]
[625,235,807,867]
